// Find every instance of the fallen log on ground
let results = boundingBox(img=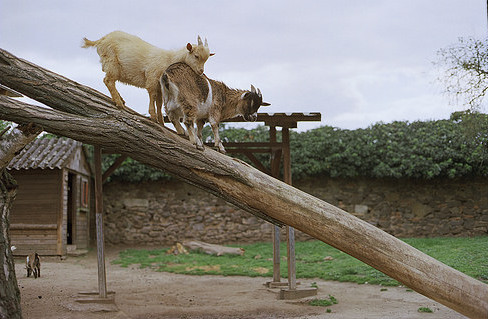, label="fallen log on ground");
[0,49,486,318]
[183,241,245,256]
